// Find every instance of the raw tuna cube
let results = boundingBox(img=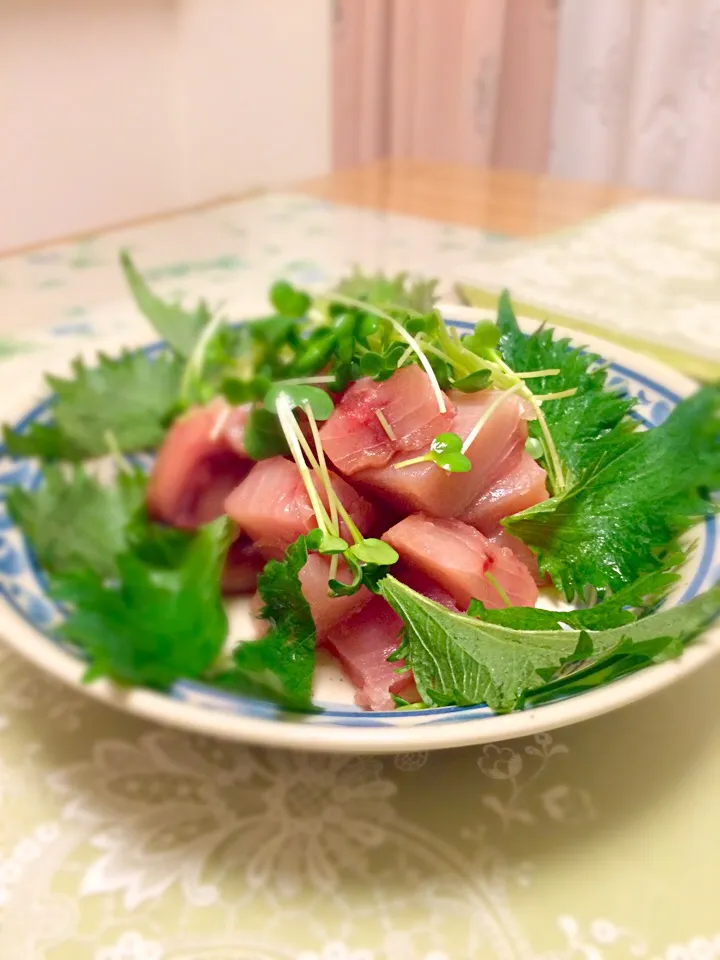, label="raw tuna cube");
[461,452,549,534]
[323,596,414,710]
[319,365,454,475]
[249,553,371,639]
[488,528,544,585]
[147,401,252,529]
[299,553,372,637]
[353,389,529,518]
[225,457,378,560]
[221,403,251,456]
[221,535,265,595]
[382,514,538,609]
